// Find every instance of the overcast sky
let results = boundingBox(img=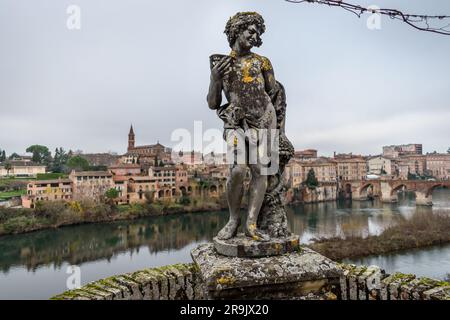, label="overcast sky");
[1,0,449,157]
